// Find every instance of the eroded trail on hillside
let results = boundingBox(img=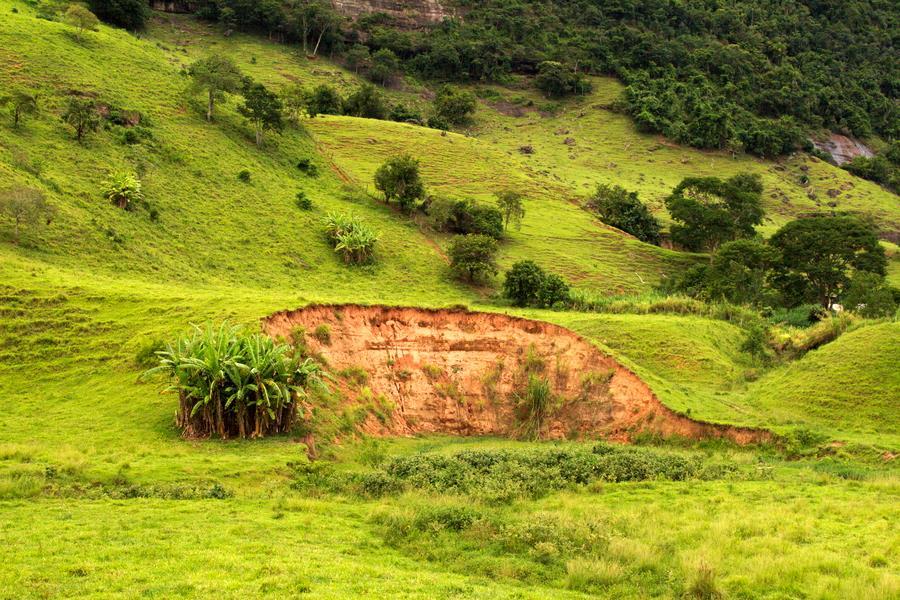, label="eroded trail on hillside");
[264,305,770,444]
